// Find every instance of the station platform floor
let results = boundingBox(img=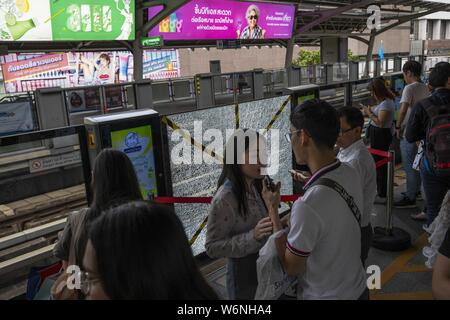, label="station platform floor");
[201,168,435,300]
